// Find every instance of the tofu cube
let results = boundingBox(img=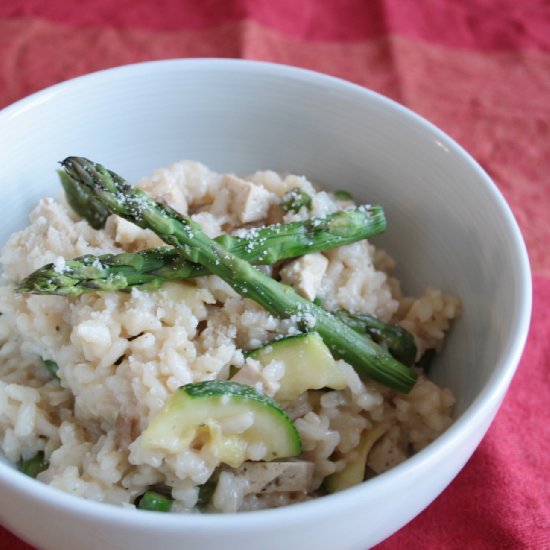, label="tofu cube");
[220,175,274,224]
[280,253,329,301]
